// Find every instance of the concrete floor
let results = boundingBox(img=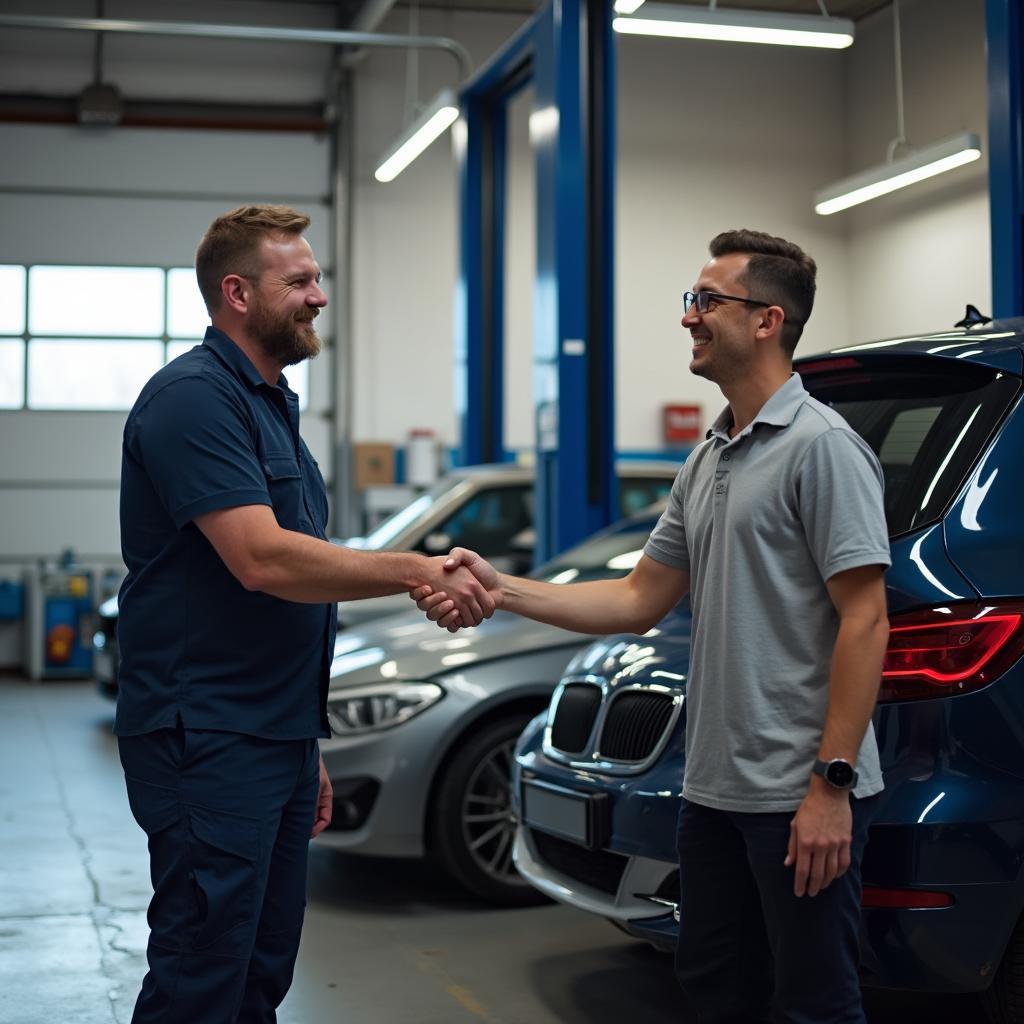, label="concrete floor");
[0,675,988,1024]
